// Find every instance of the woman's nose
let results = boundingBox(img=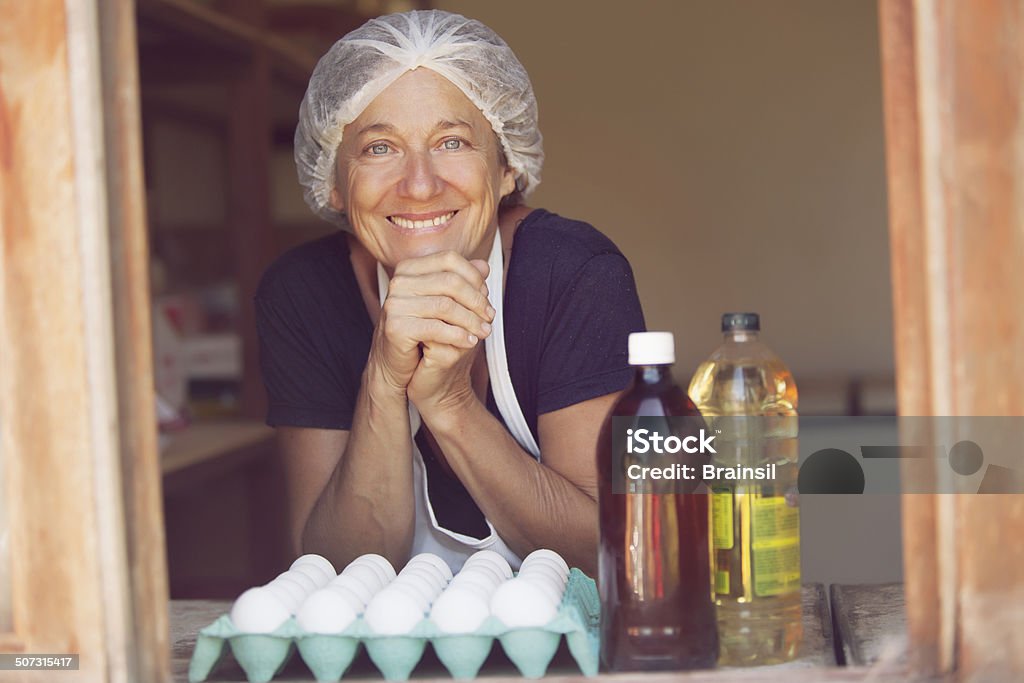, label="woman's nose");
[397,149,444,200]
